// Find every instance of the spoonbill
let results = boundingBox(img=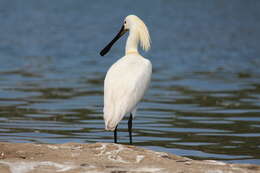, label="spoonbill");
[100,15,152,144]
